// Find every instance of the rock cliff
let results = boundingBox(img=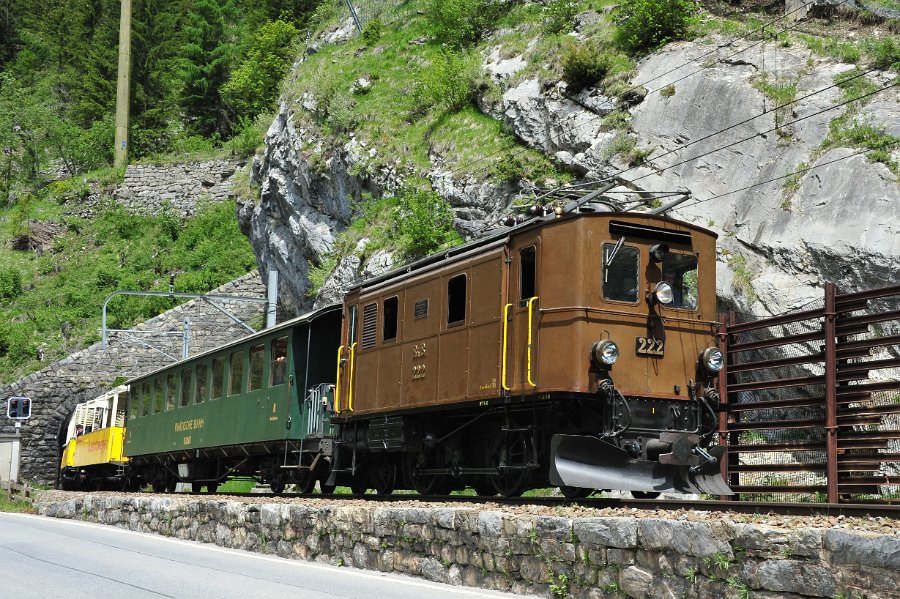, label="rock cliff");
[240,8,899,316]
